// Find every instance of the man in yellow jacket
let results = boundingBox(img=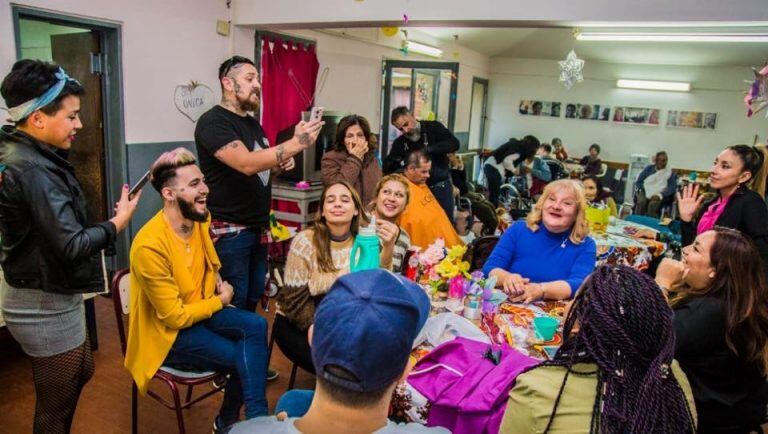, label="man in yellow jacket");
[125,148,268,432]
